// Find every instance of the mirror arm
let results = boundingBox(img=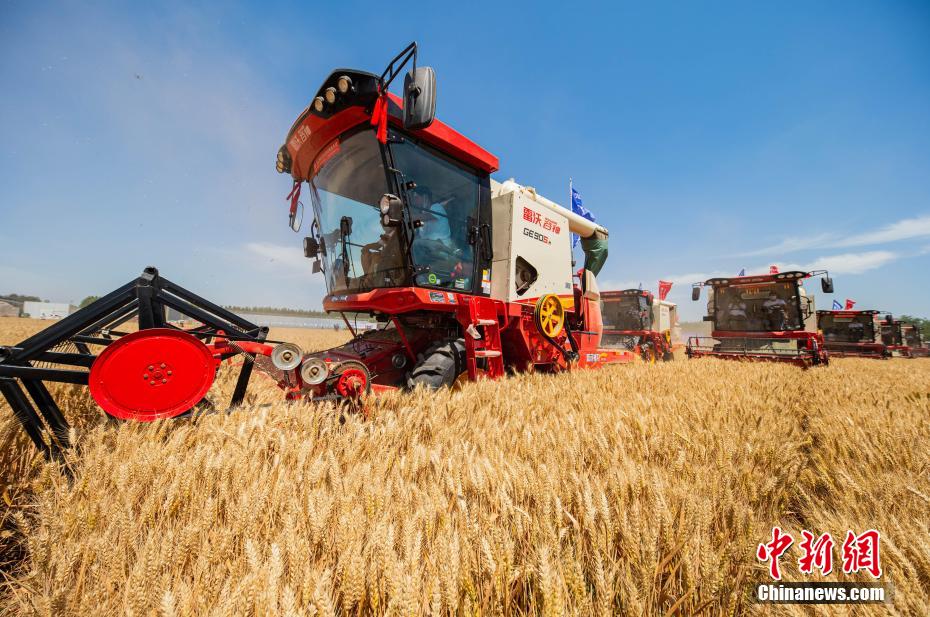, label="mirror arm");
[379,41,418,92]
